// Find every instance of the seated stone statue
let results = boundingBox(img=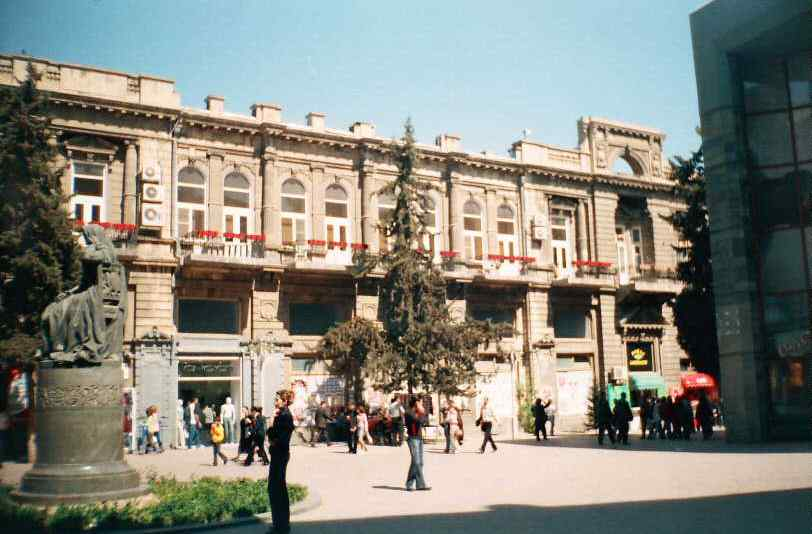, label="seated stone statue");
[41,224,127,364]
